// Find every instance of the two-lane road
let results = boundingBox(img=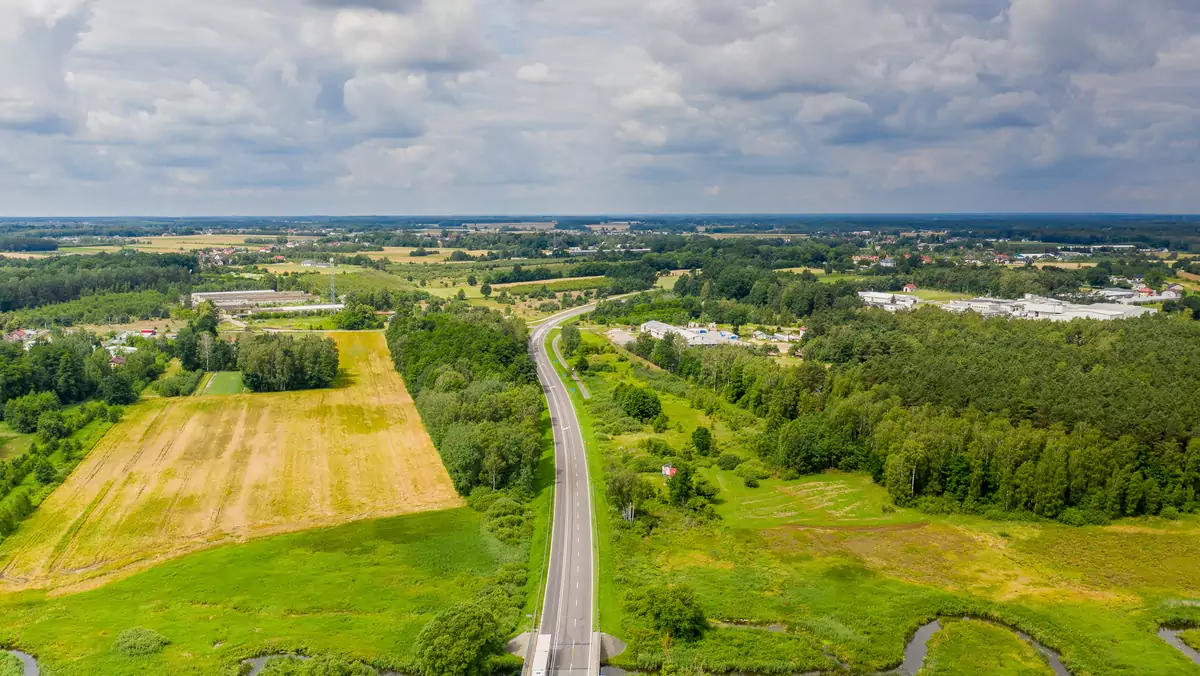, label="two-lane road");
[530,305,598,676]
